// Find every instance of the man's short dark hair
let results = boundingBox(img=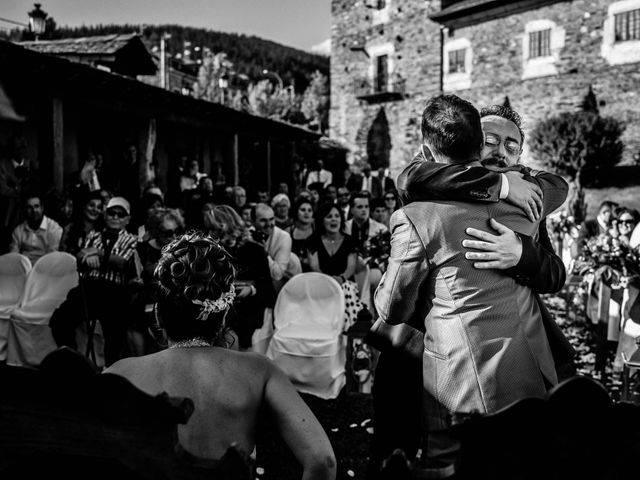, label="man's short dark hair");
[480,105,525,151]
[421,94,483,163]
[349,191,370,208]
[599,200,618,213]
